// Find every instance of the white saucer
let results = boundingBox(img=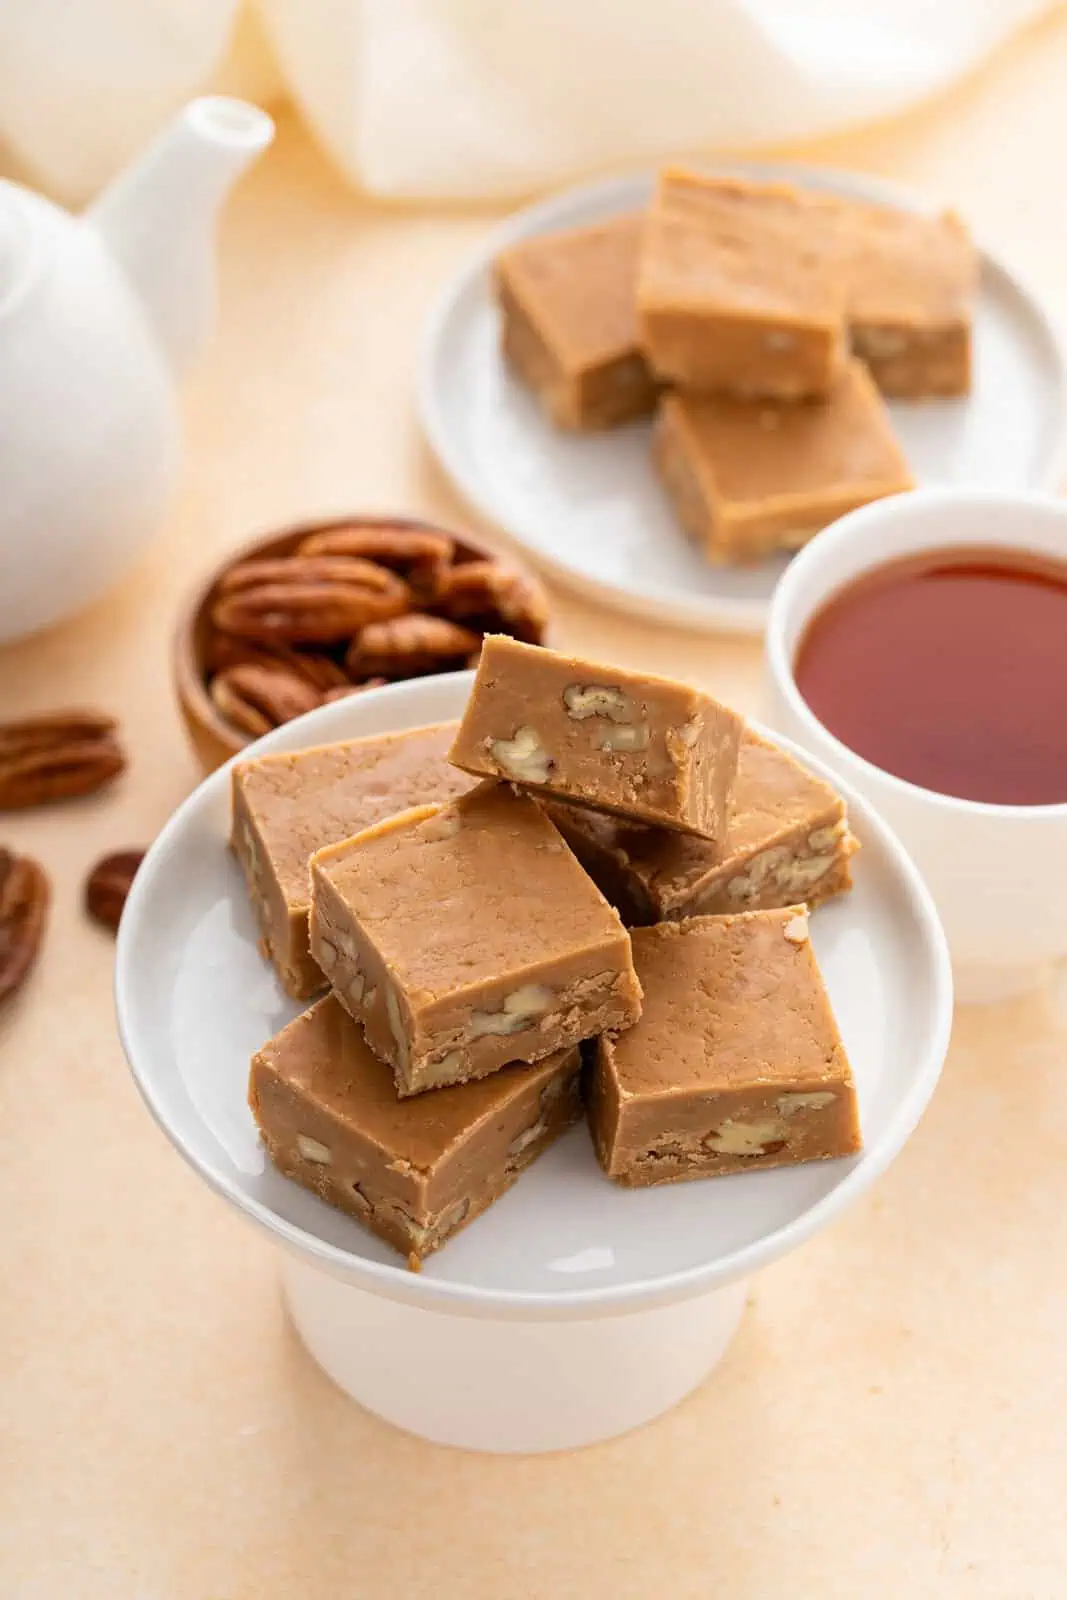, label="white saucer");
[419,162,1067,635]
[116,672,951,1317]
